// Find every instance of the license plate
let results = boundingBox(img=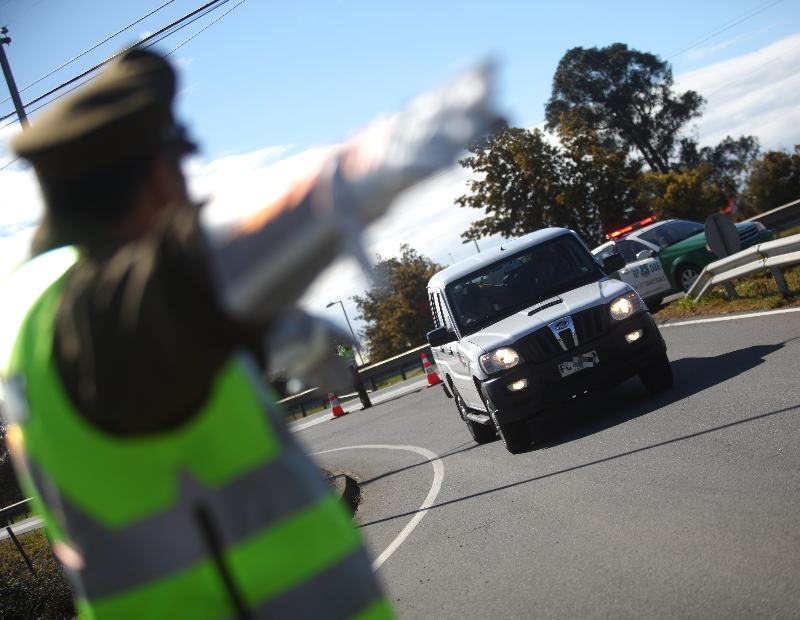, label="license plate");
[558,351,599,378]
